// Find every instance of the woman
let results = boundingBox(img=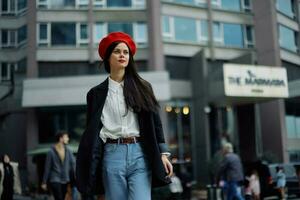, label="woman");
[0,154,14,200]
[76,32,173,200]
[276,166,286,199]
